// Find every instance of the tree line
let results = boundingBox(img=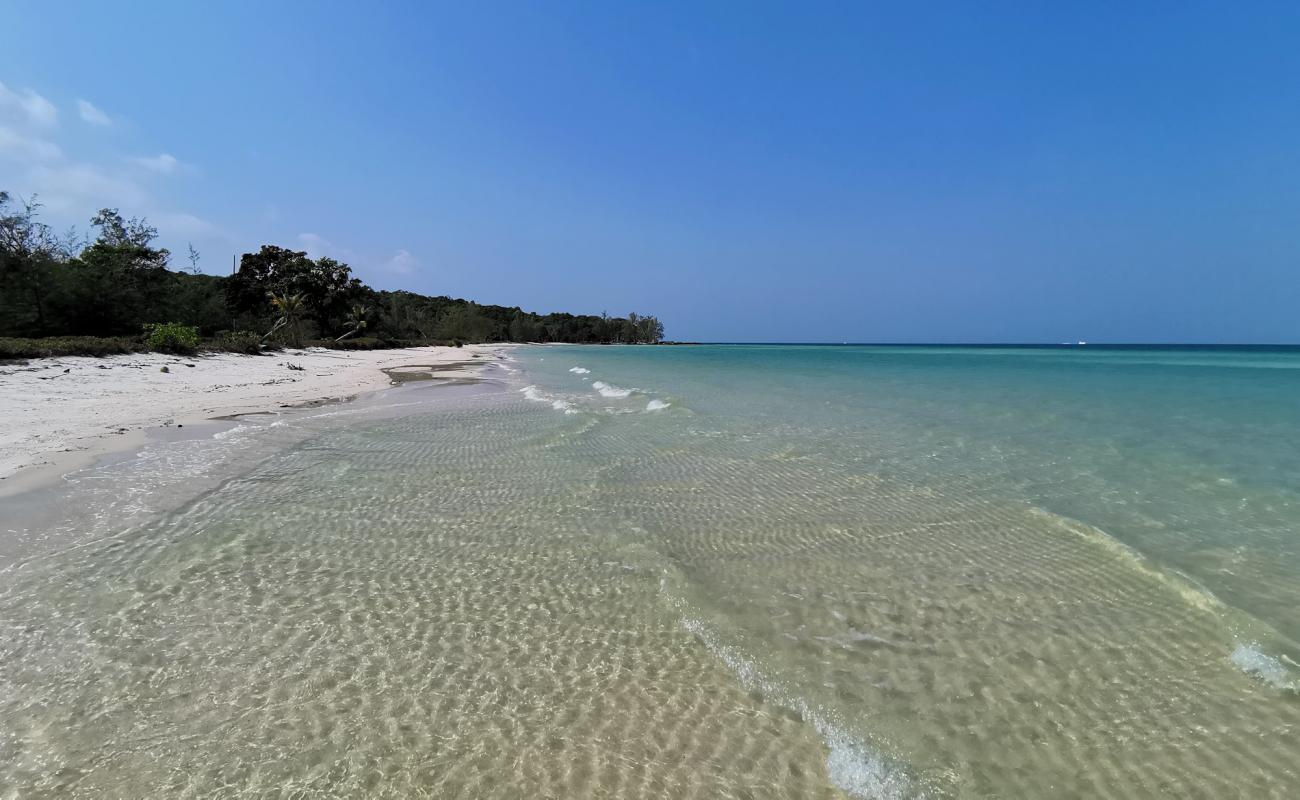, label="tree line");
[0,192,666,347]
